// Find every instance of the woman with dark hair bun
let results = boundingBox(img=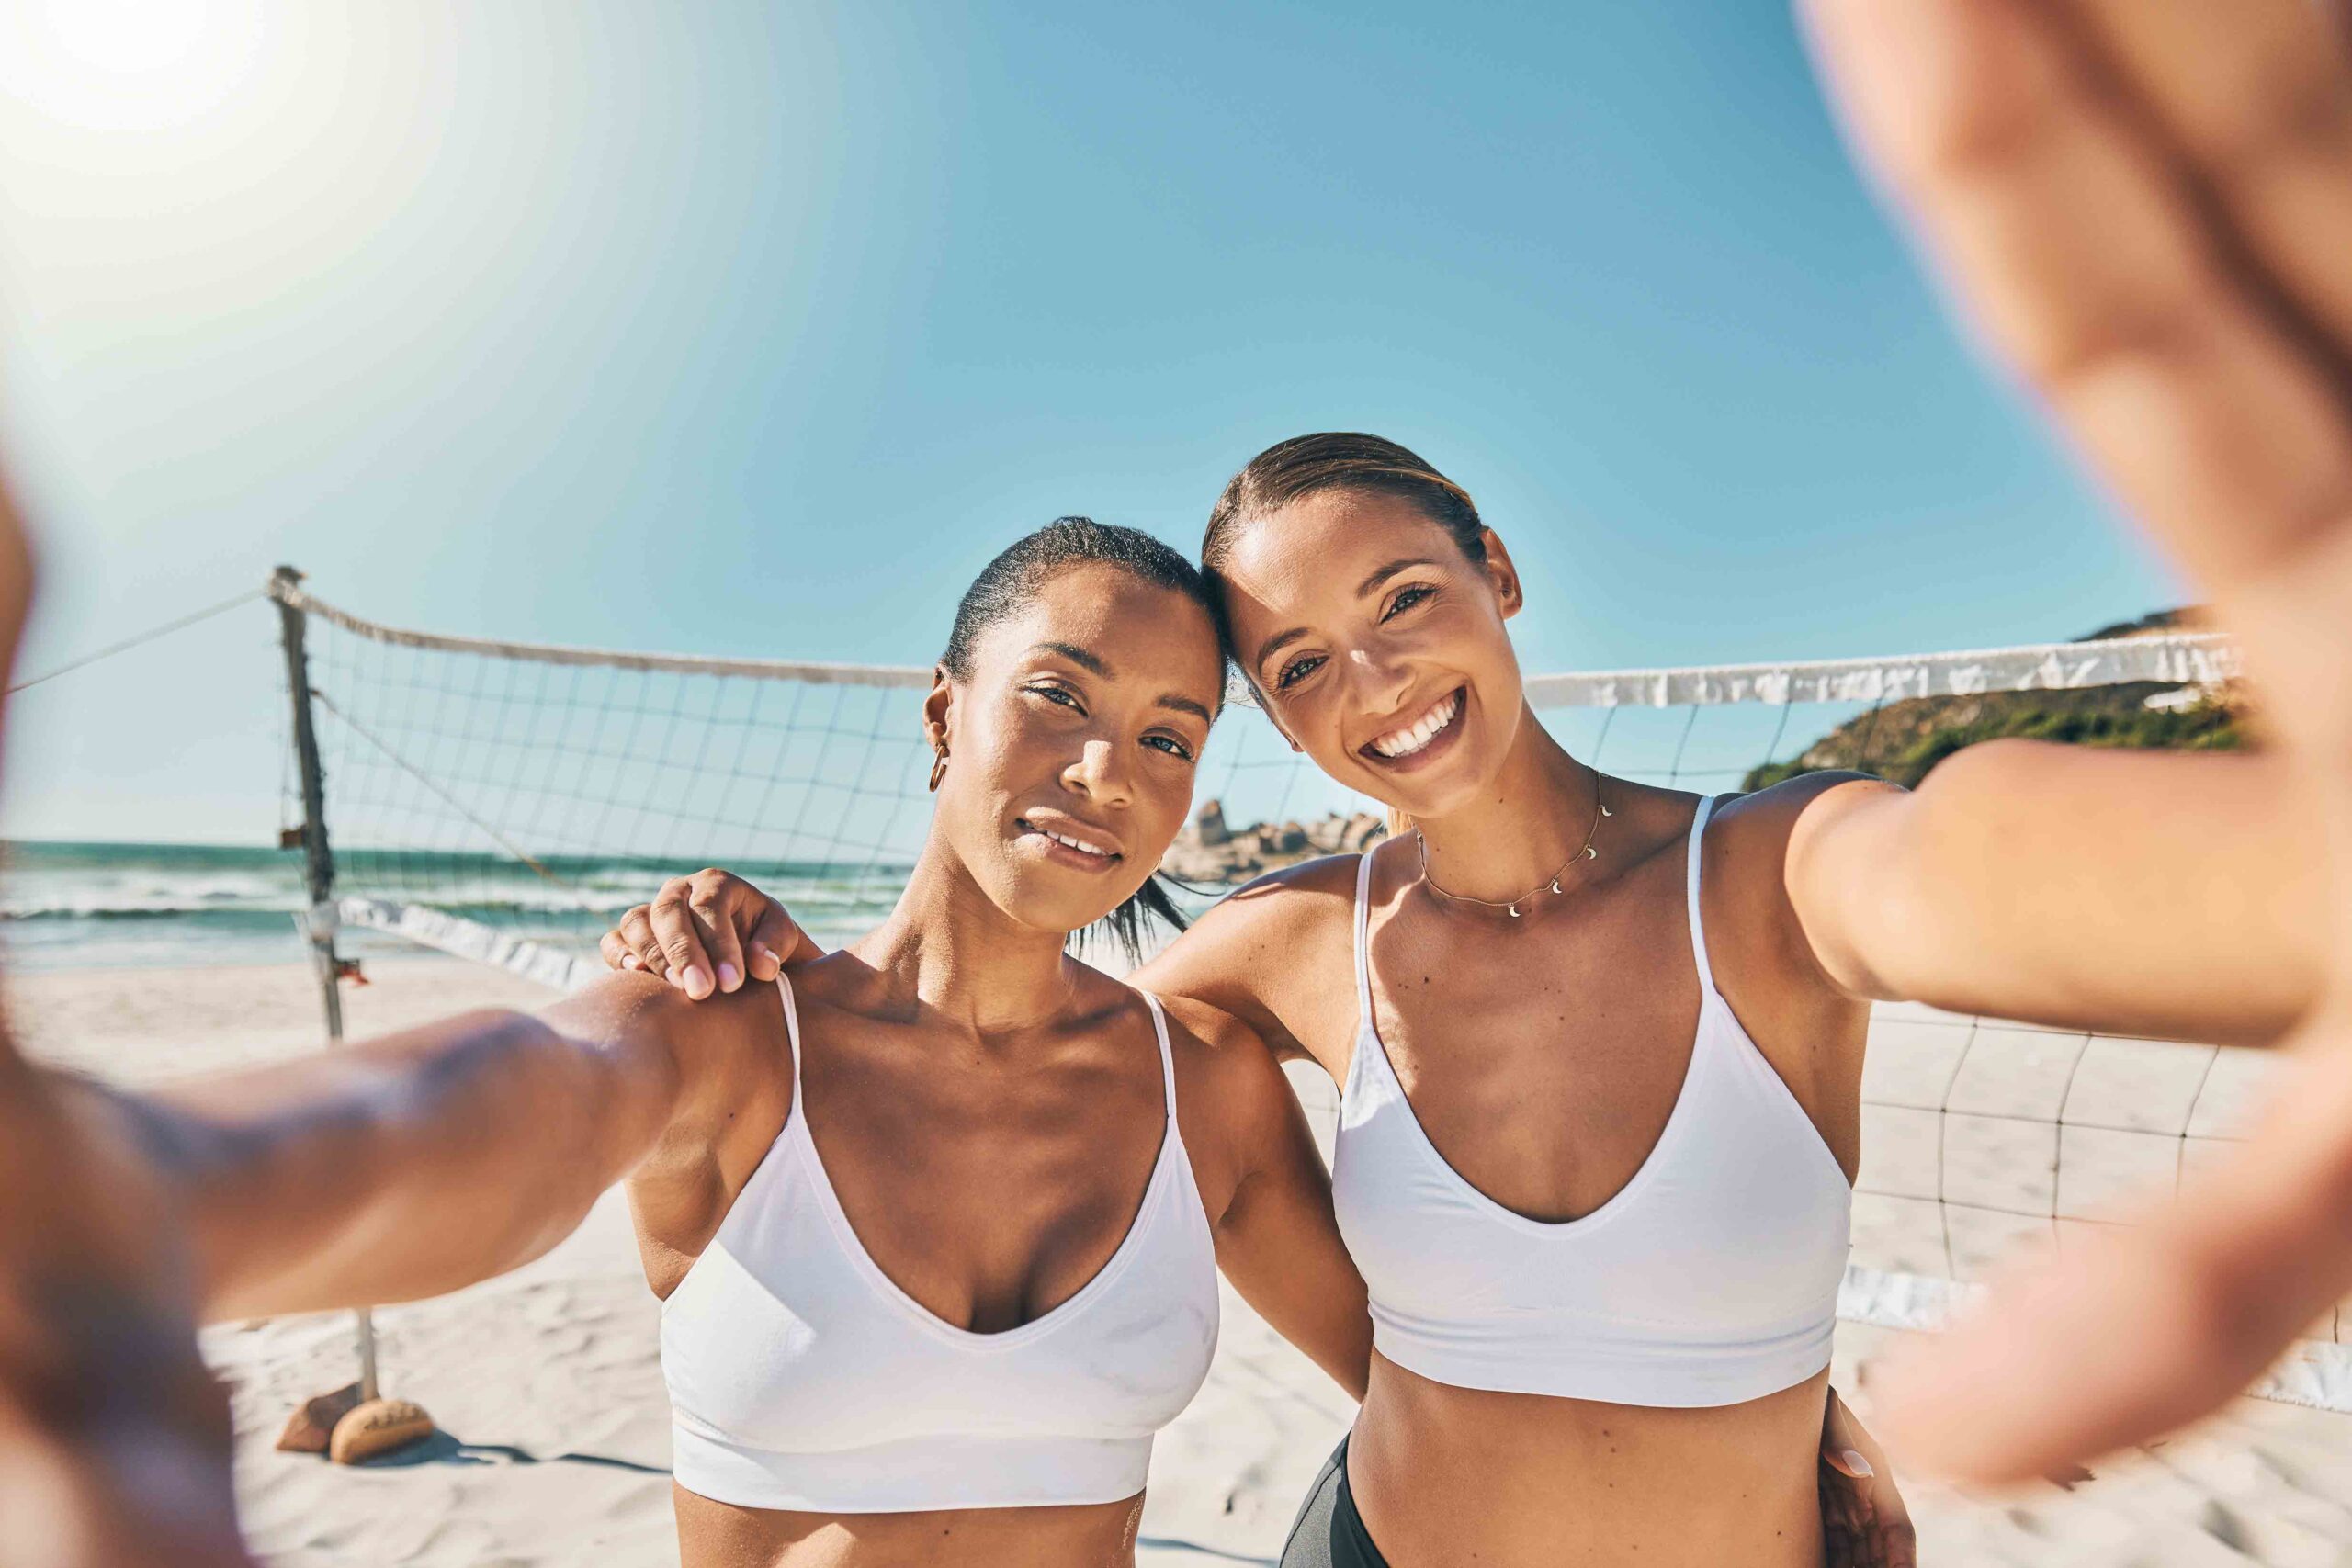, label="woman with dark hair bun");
[2,516,1383,1568]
